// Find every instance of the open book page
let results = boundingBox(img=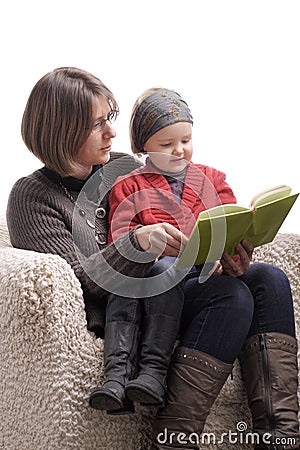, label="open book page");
[199,204,250,219]
[249,184,291,208]
[199,185,293,217]
[246,193,299,246]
